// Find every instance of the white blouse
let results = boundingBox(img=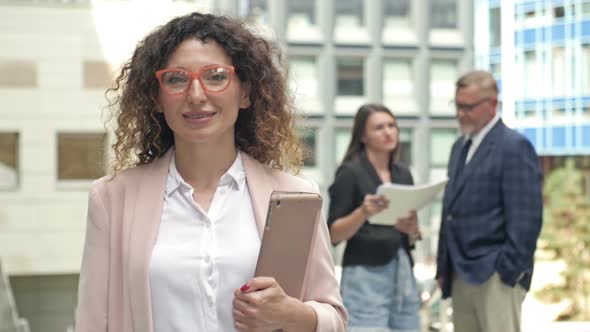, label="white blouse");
[149,151,261,332]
